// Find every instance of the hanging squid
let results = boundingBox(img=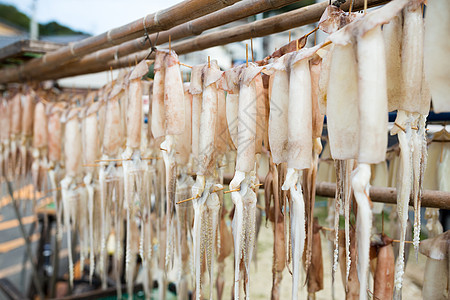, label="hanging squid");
[419,231,449,300]
[81,100,102,282]
[228,62,262,300]
[191,59,222,300]
[327,1,413,298]
[371,233,395,300]
[160,50,184,272]
[326,40,359,287]
[60,107,83,288]
[0,98,11,182]
[31,101,48,194]
[20,87,35,180]
[121,59,150,297]
[384,1,429,294]
[100,78,125,294]
[174,82,194,300]
[10,92,22,180]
